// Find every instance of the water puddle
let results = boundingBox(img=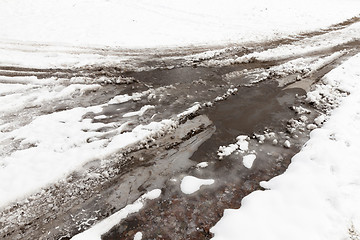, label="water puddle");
[102,81,312,240]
